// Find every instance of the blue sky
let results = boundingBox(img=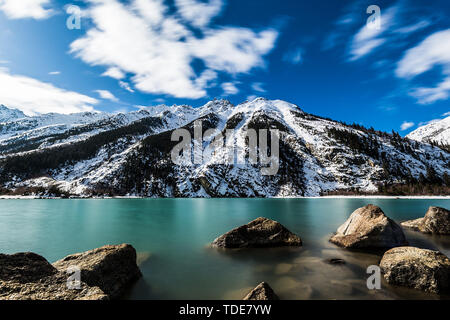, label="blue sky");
[0,0,449,134]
